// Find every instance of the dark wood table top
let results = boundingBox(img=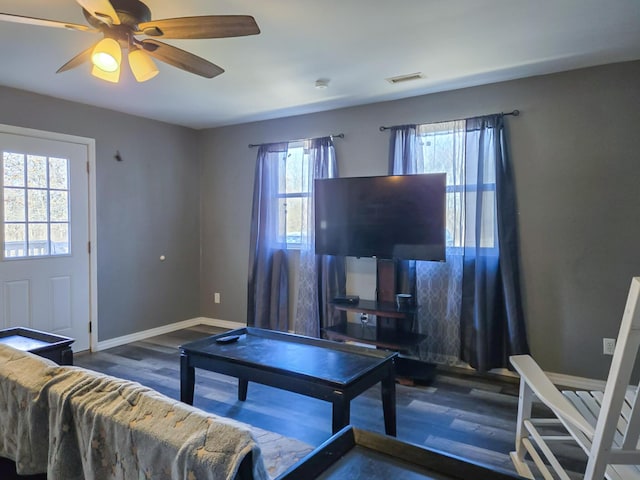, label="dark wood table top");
[180,327,397,387]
